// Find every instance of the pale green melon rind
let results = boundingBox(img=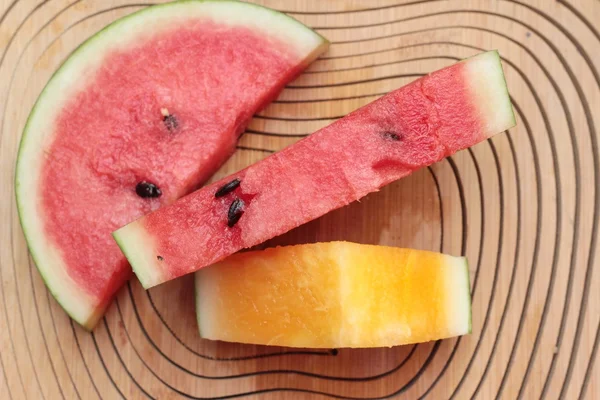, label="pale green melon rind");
[444,256,472,337]
[15,0,328,329]
[462,50,516,138]
[14,185,104,330]
[465,258,473,334]
[112,222,163,289]
[195,270,207,338]
[195,262,221,339]
[195,273,201,337]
